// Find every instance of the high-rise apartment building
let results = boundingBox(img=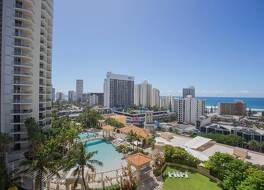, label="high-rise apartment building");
[76,79,83,102]
[151,88,160,107]
[104,72,134,108]
[183,86,195,98]
[68,90,76,102]
[134,80,152,107]
[175,96,205,124]
[0,0,53,179]
[134,84,141,106]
